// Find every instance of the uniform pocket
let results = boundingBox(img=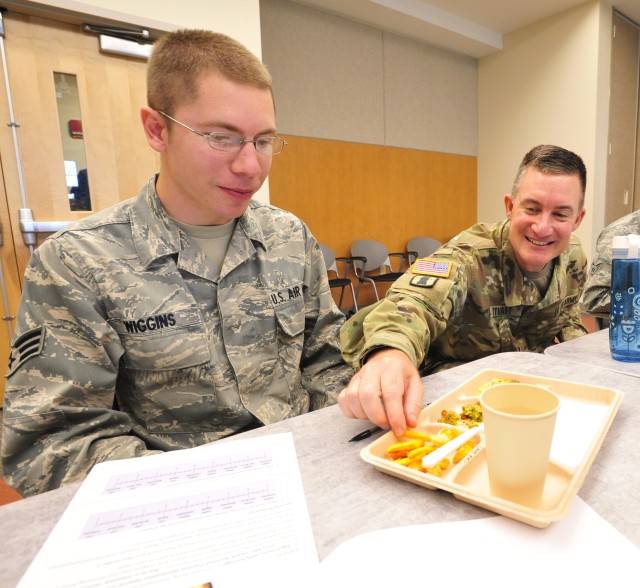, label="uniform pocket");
[274,297,305,393]
[274,297,305,337]
[111,308,210,370]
